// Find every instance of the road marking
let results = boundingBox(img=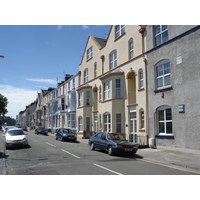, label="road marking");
[61,149,80,159]
[45,142,56,147]
[93,163,124,175]
[136,158,200,175]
